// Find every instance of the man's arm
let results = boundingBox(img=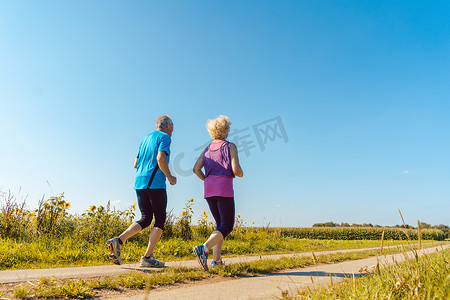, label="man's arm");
[134,157,138,169]
[157,151,177,185]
